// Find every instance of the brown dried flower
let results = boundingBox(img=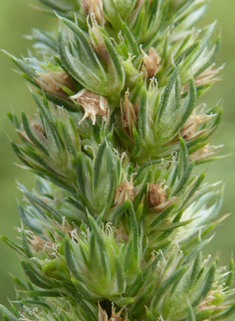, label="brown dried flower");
[148,183,177,212]
[89,14,110,63]
[180,113,214,140]
[114,180,135,206]
[199,287,224,311]
[195,63,223,87]
[113,223,129,243]
[32,122,47,139]
[148,183,167,208]
[82,0,105,25]
[189,144,222,162]
[121,91,138,138]
[98,304,125,321]
[141,47,161,78]
[70,89,109,124]
[29,234,53,253]
[17,121,47,146]
[35,71,75,99]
